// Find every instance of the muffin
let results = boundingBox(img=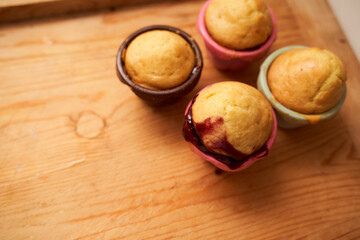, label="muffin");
[116,25,203,106]
[183,81,276,171]
[267,48,347,114]
[125,30,195,90]
[197,0,277,71]
[205,0,273,50]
